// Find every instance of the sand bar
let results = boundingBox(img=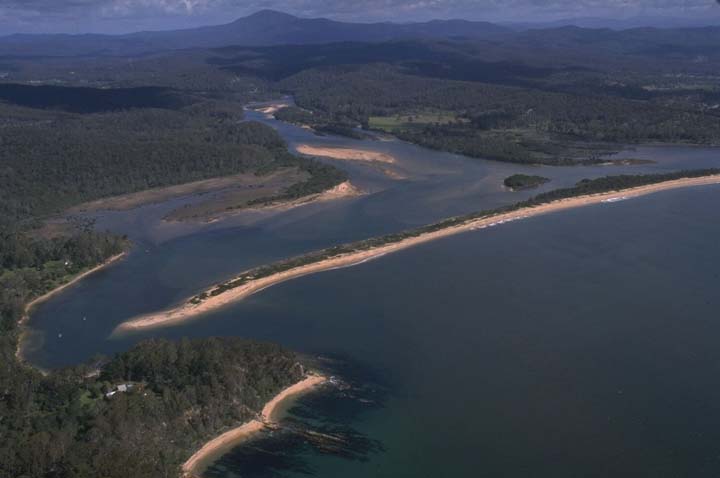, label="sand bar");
[296,144,395,164]
[116,175,720,333]
[72,170,303,213]
[243,180,363,214]
[182,374,326,477]
[255,103,290,117]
